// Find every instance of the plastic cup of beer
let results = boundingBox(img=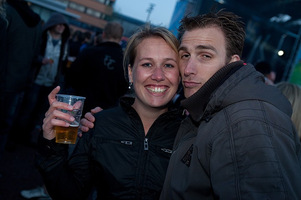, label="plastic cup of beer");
[54,94,85,144]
